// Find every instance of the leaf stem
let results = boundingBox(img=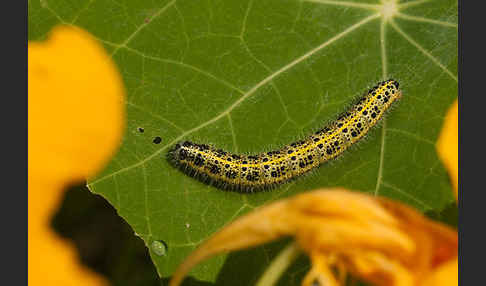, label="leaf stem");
[255,242,301,286]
